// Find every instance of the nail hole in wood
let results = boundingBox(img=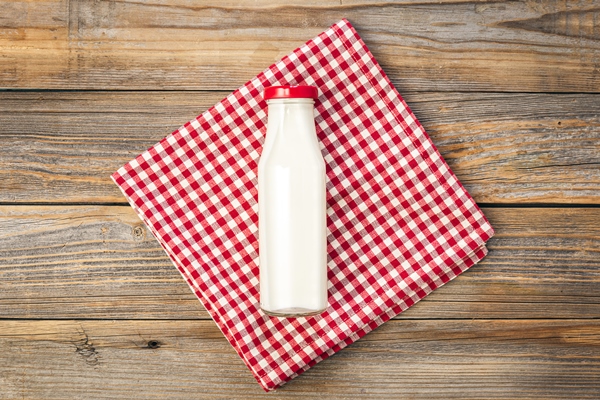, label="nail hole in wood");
[147,340,160,349]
